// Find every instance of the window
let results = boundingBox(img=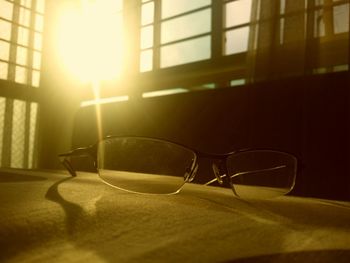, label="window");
[73,0,349,105]
[224,0,252,55]
[0,0,45,168]
[139,0,212,71]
